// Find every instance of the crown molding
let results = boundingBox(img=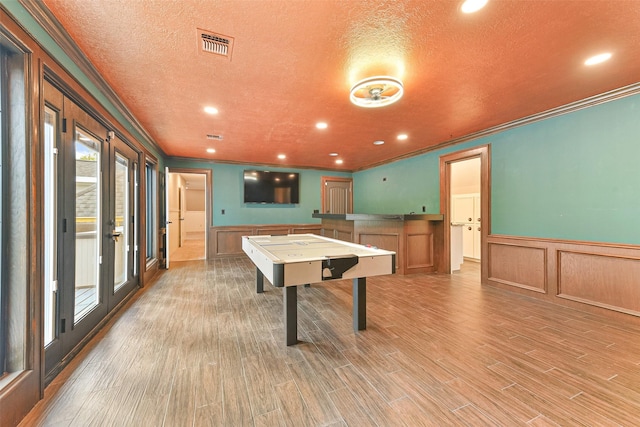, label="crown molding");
[166,155,353,173]
[17,0,165,157]
[355,82,640,172]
